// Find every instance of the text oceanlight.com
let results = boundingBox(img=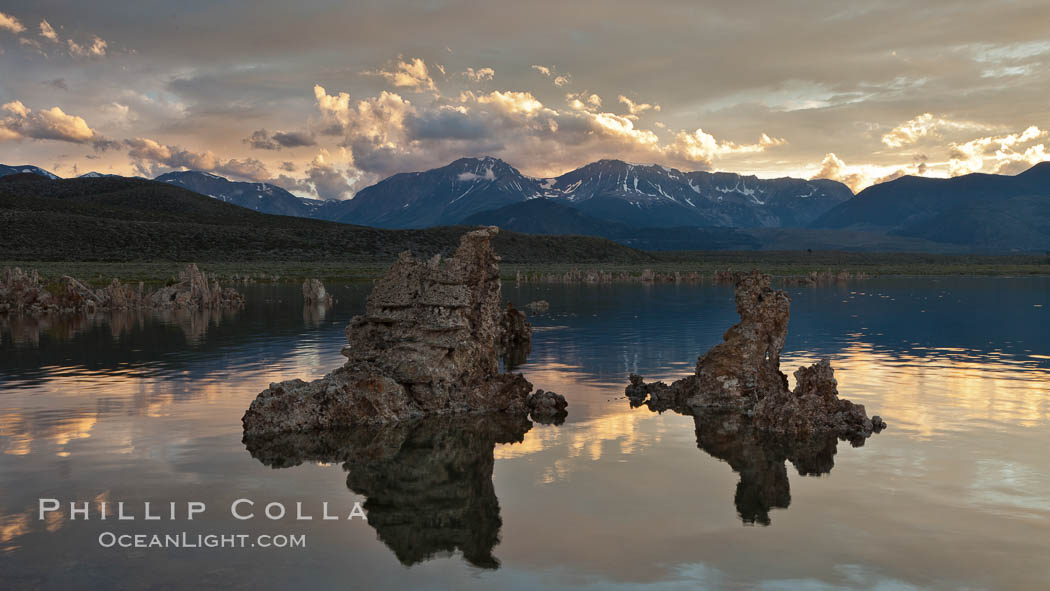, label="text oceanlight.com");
[38,498,368,551]
[97,532,306,549]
